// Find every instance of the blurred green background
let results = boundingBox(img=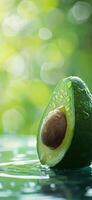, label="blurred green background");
[0,0,92,135]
